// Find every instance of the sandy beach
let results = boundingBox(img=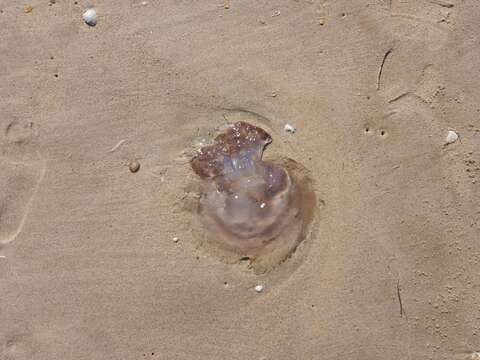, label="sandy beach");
[1,1,479,359]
